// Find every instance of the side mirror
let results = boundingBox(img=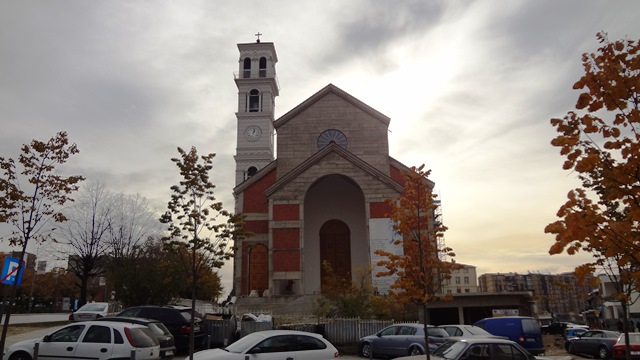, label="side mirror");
[43,335,51,342]
[247,347,263,354]
[377,333,382,338]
